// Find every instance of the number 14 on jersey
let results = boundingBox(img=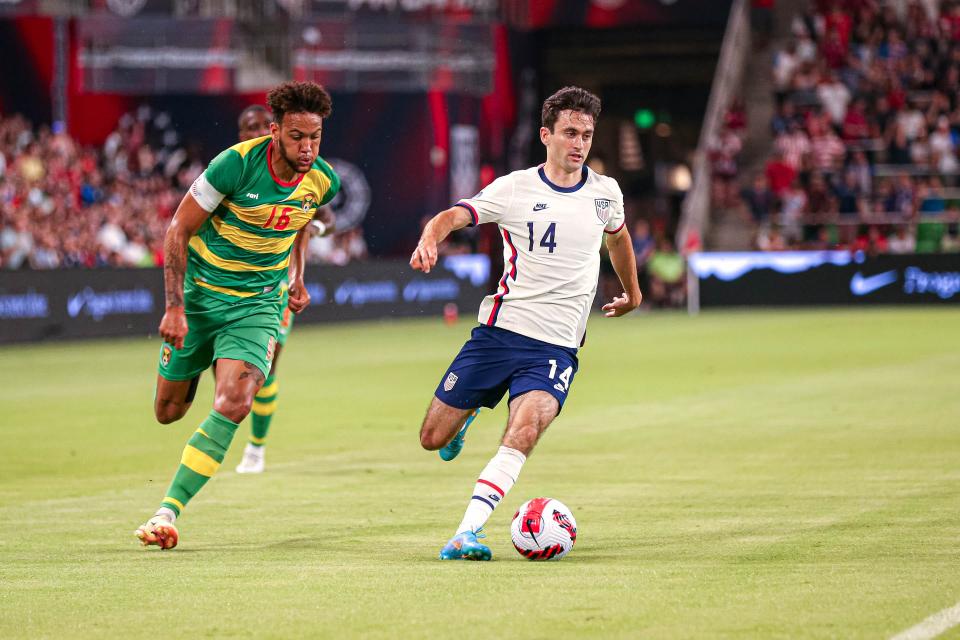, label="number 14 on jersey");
[527,222,557,253]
